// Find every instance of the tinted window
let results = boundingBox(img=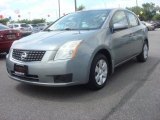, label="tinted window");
[21,24,29,27]
[46,10,111,31]
[31,24,37,27]
[38,24,46,26]
[127,12,139,27]
[111,11,128,29]
[14,25,19,27]
[0,24,9,30]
